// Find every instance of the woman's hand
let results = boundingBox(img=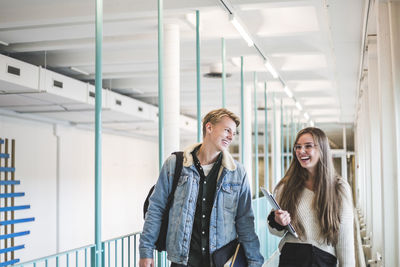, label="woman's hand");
[274,209,291,226]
